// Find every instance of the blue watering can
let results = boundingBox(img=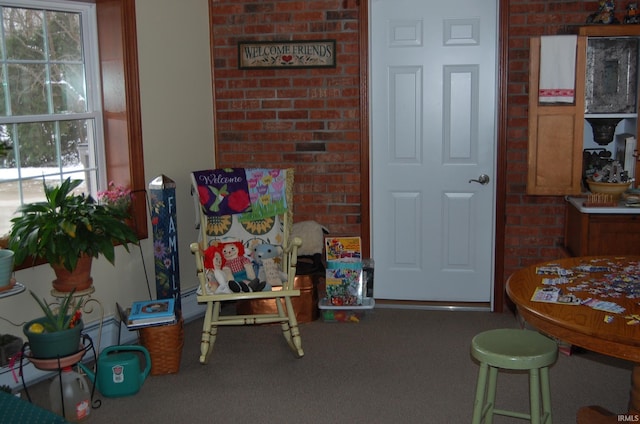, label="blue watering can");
[79,345,150,397]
